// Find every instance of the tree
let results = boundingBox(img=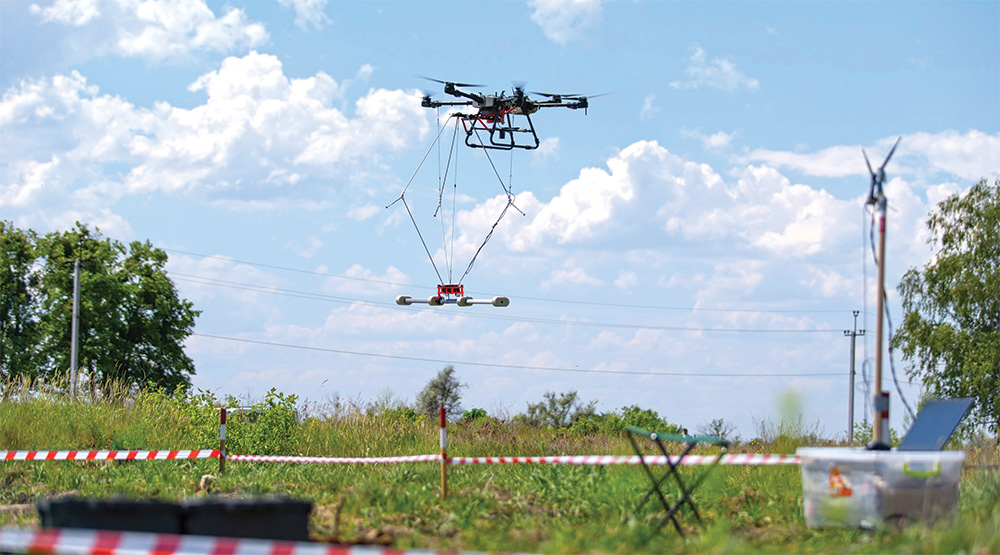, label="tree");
[697,418,737,441]
[0,222,40,381]
[1,222,200,392]
[893,178,1000,435]
[416,365,466,418]
[524,391,597,428]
